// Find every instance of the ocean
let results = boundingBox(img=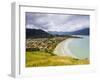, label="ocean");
[54,35,89,59]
